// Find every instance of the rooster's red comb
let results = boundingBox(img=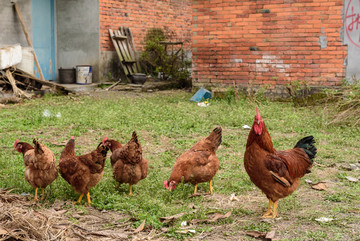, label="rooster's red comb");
[14,139,19,148]
[102,137,108,145]
[256,107,261,119]
[71,136,74,140]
